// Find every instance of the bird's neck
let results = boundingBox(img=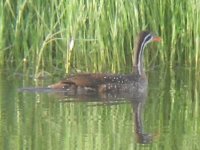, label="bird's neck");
[133,40,147,76]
